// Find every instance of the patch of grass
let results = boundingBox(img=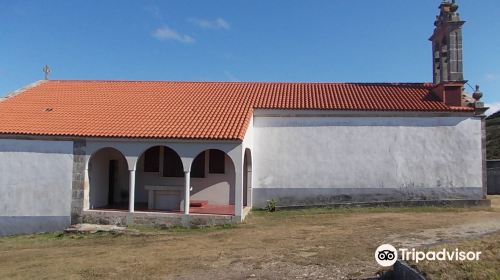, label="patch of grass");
[0,230,127,248]
[128,223,236,234]
[0,224,237,247]
[0,232,70,246]
[79,268,105,280]
[486,117,500,159]
[2,231,65,241]
[126,225,170,234]
[167,223,236,233]
[251,205,491,218]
